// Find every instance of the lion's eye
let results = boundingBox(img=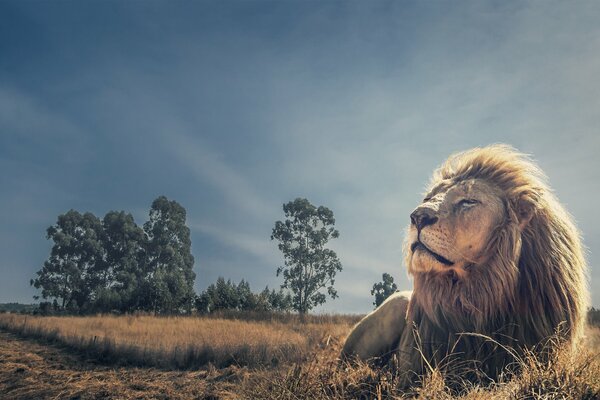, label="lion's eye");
[457,199,479,208]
